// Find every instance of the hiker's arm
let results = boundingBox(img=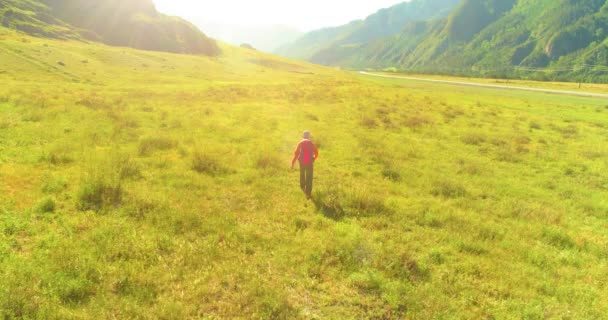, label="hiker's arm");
[291,143,301,168]
[313,143,319,160]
